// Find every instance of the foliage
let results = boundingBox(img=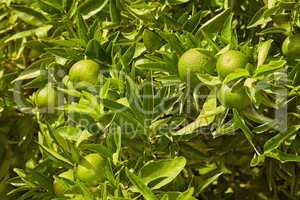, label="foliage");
[0,0,300,199]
